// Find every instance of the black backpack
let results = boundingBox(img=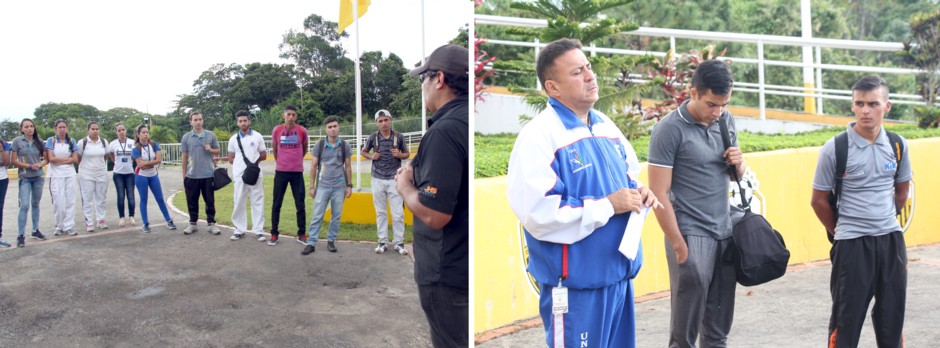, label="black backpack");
[826,131,904,242]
